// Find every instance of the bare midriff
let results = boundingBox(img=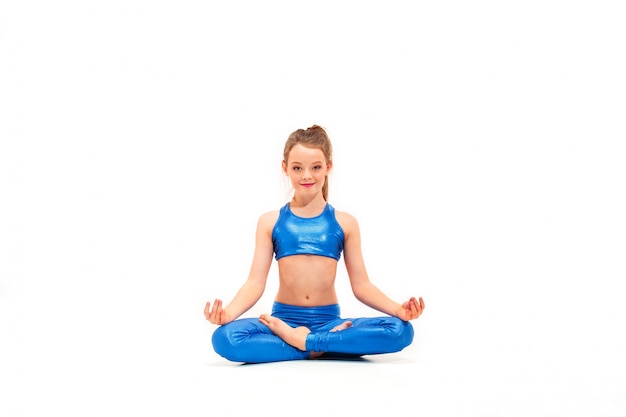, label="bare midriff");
[274,255,339,307]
